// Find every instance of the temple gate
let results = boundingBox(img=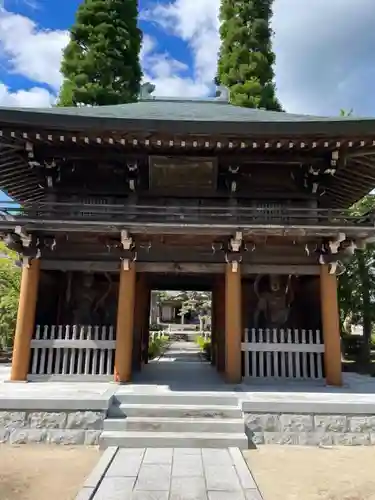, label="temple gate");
[1,84,375,386]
